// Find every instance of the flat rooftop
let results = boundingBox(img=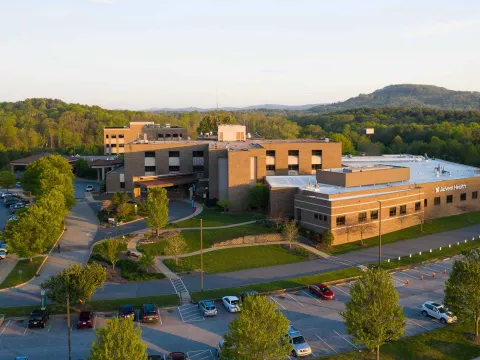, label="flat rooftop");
[267,155,480,195]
